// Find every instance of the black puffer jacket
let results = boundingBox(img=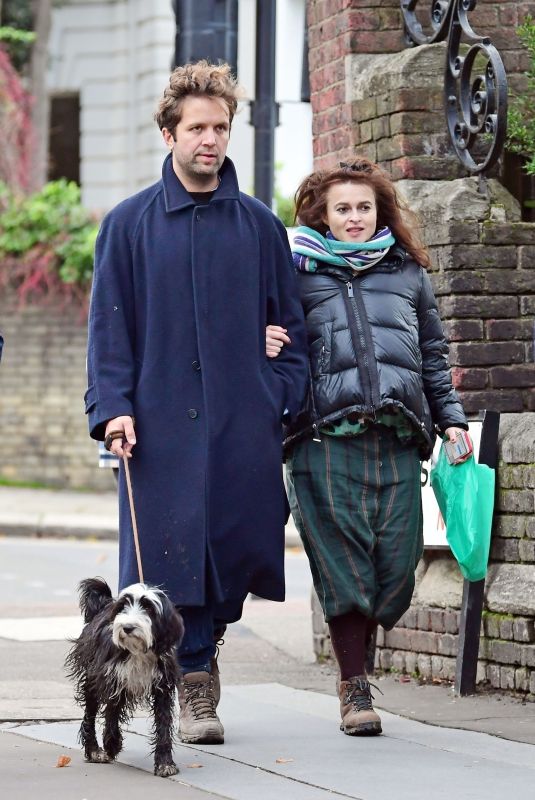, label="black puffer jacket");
[284,245,467,459]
